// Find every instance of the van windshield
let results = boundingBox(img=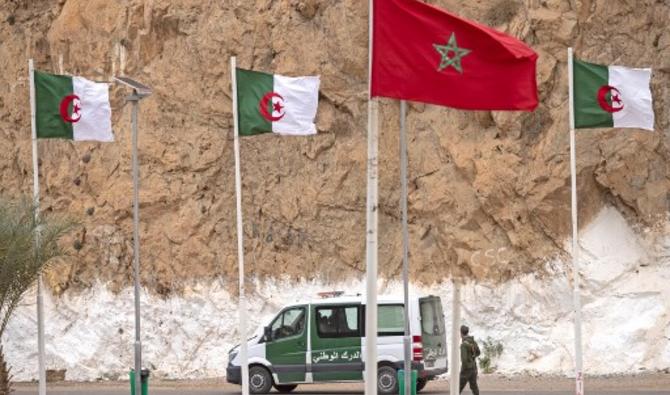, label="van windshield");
[420,297,445,336]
